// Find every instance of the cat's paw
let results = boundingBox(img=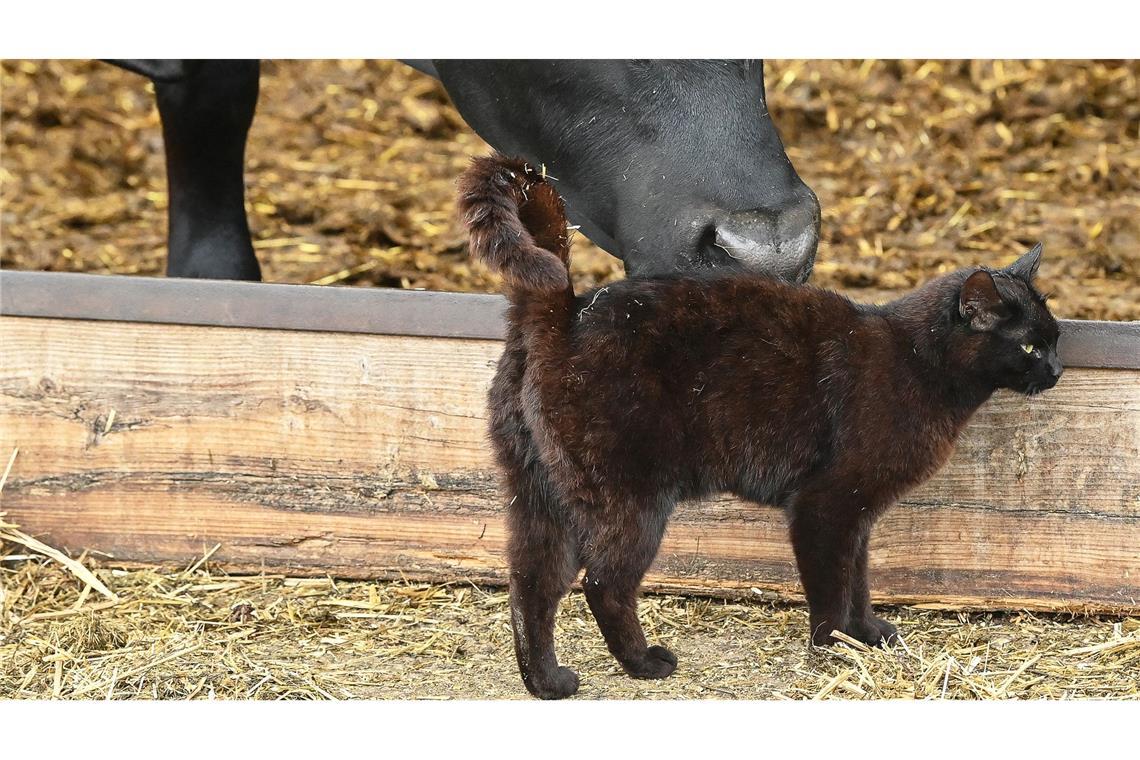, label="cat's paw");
[622,645,678,680]
[872,616,899,645]
[524,665,580,700]
[809,618,844,646]
[847,615,899,647]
